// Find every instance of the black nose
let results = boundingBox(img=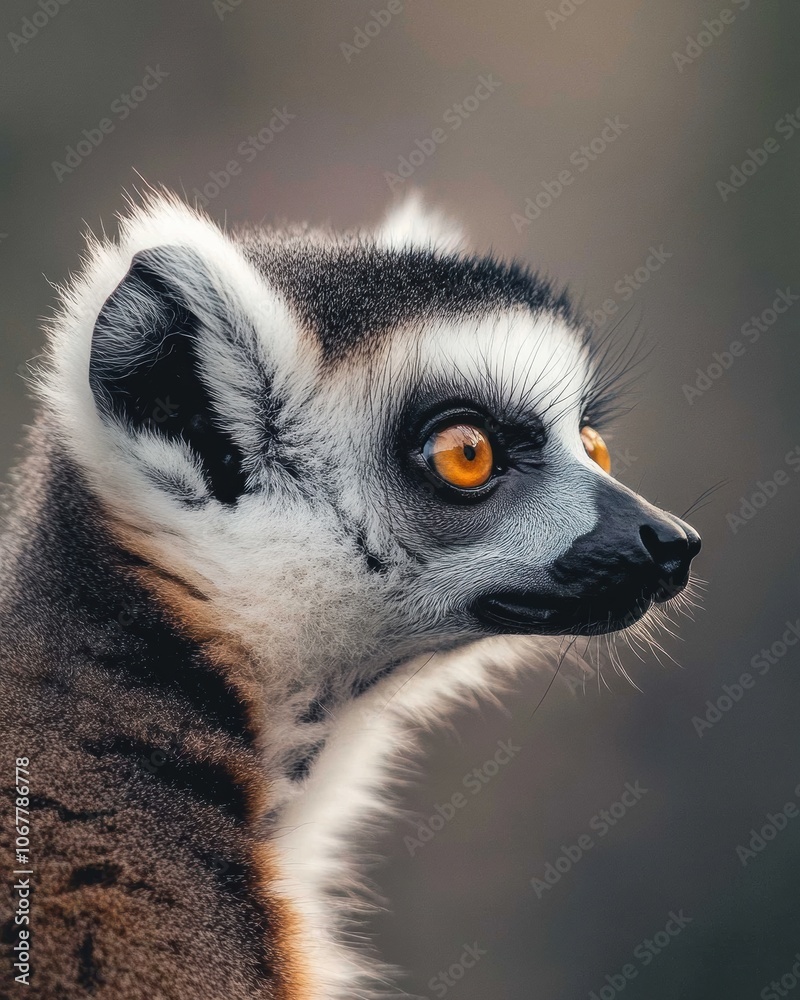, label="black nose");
[639,518,701,601]
[472,483,702,637]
